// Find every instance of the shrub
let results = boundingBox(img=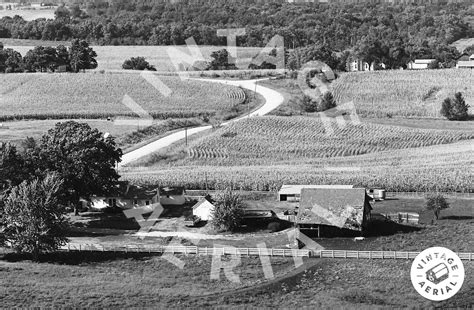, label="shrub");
[210,188,244,232]
[440,92,469,121]
[122,56,156,71]
[319,91,337,111]
[267,221,280,232]
[425,194,450,220]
